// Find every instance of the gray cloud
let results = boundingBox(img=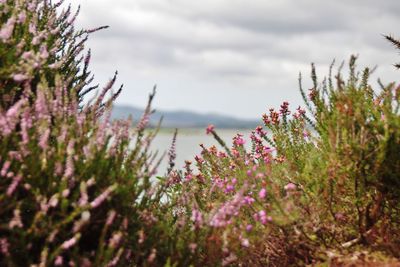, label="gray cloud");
[74,0,400,119]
